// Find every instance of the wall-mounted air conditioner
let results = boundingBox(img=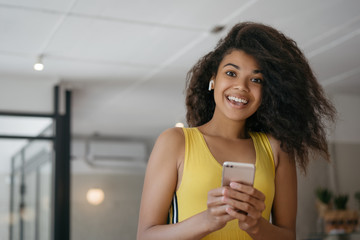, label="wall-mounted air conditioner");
[72,136,149,169]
